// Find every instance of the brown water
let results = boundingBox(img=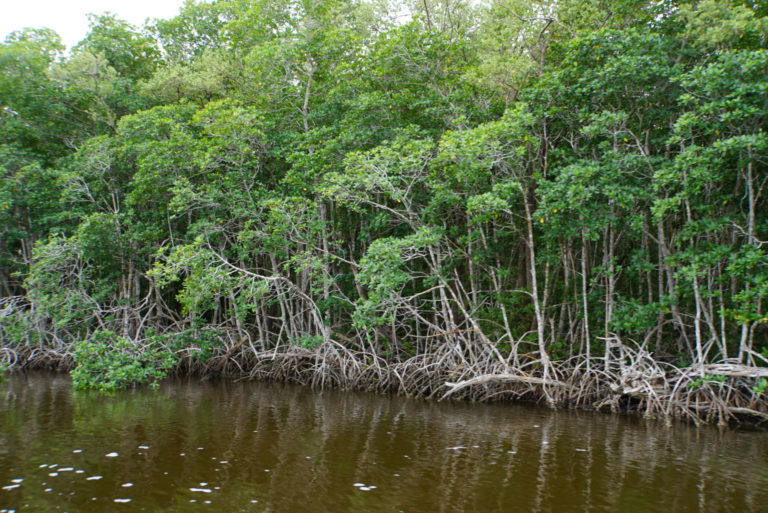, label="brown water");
[1,373,767,513]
